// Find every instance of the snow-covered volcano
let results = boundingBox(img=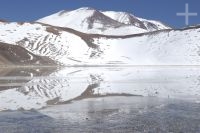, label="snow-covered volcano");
[0,7,199,66]
[37,7,171,35]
